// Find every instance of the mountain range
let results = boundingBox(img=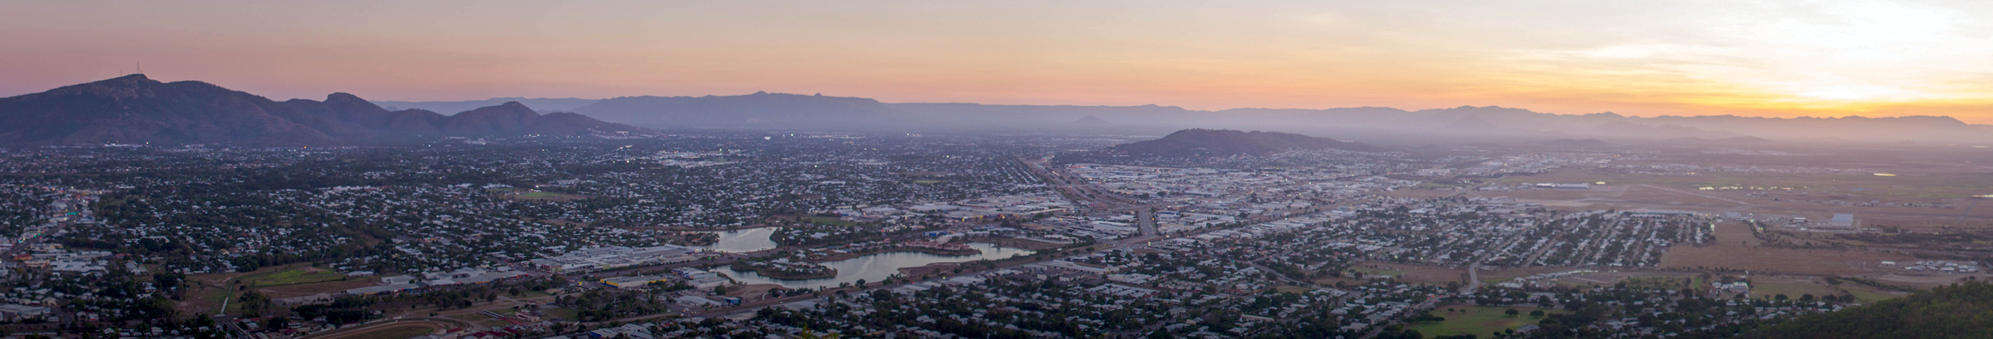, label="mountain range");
[575,91,900,129]
[7,75,1990,146]
[0,75,646,146]
[1110,129,1379,157]
[407,91,1992,144]
[532,93,1990,144]
[374,97,600,115]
